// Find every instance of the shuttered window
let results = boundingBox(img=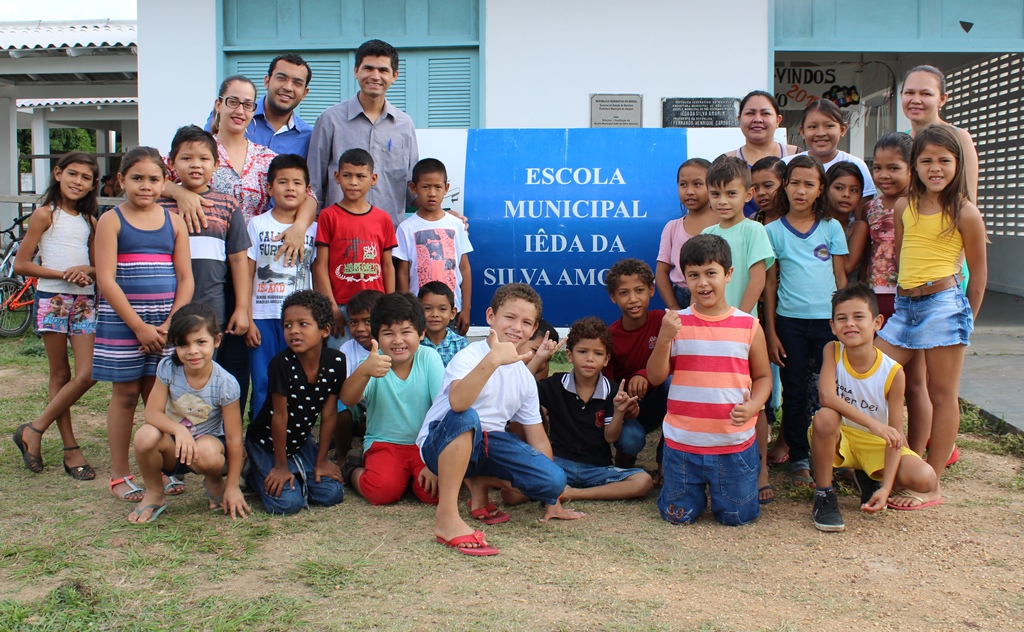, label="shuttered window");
[945,54,1024,238]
